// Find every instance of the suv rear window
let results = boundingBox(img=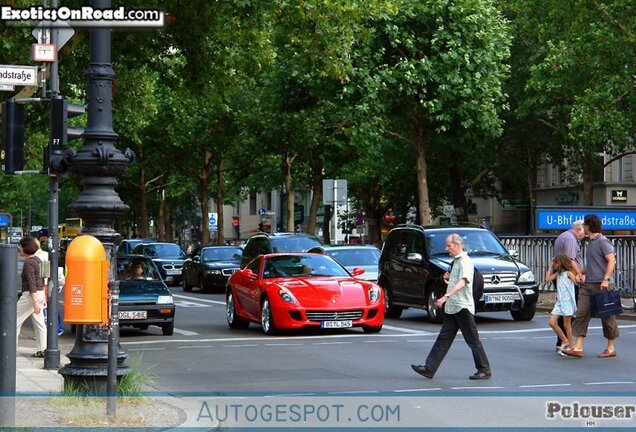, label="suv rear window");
[270,236,321,253]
